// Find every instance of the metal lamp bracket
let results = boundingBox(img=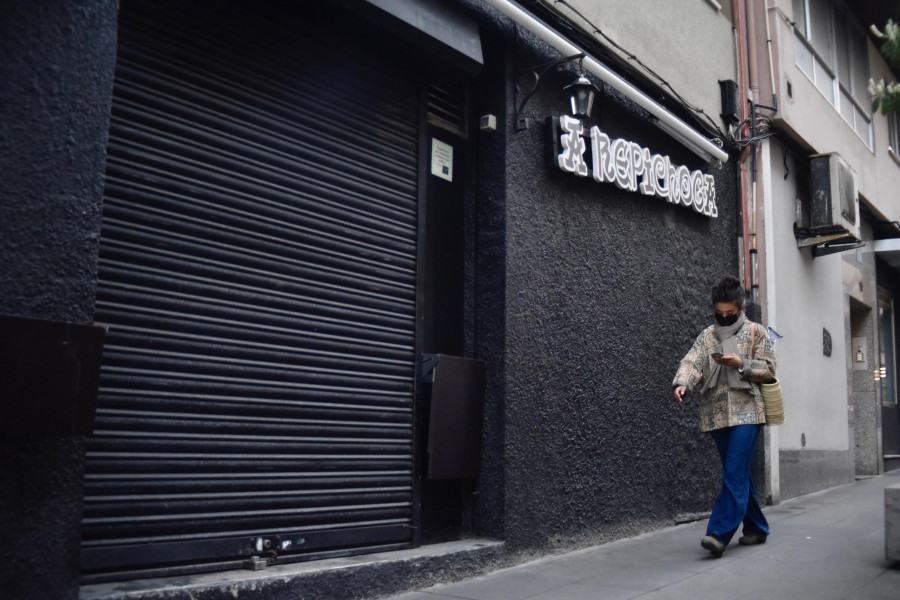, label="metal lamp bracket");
[514,53,585,131]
